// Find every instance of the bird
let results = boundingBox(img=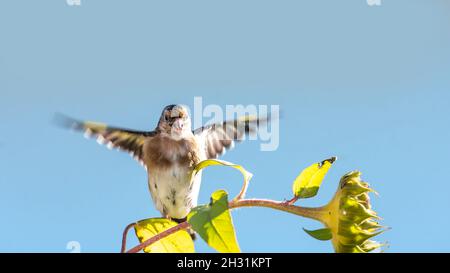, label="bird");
[56,104,267,225]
